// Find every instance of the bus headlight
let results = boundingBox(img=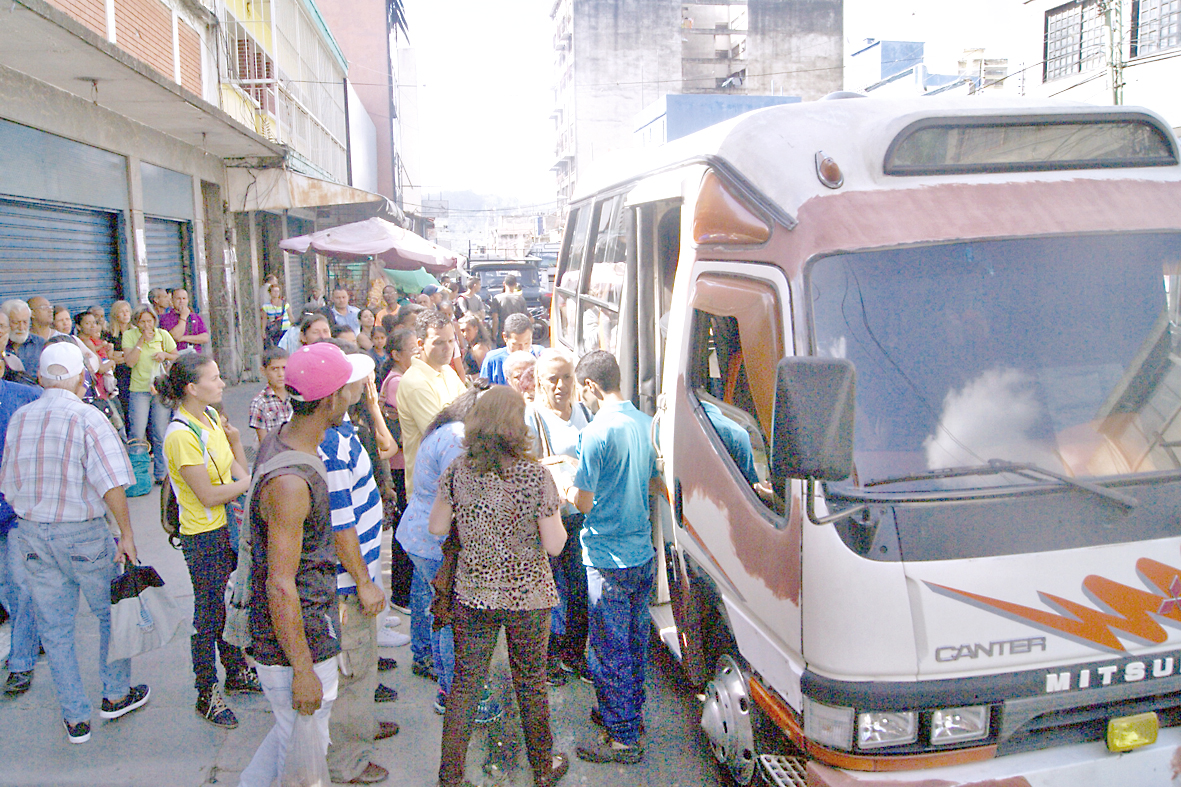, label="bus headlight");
[930,705,990,745]
[857,711,917,749]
